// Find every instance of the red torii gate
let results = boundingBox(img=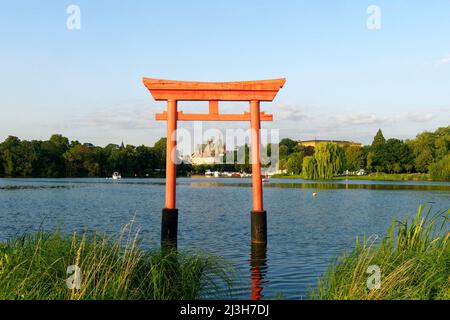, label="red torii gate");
[143,78,286,247]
